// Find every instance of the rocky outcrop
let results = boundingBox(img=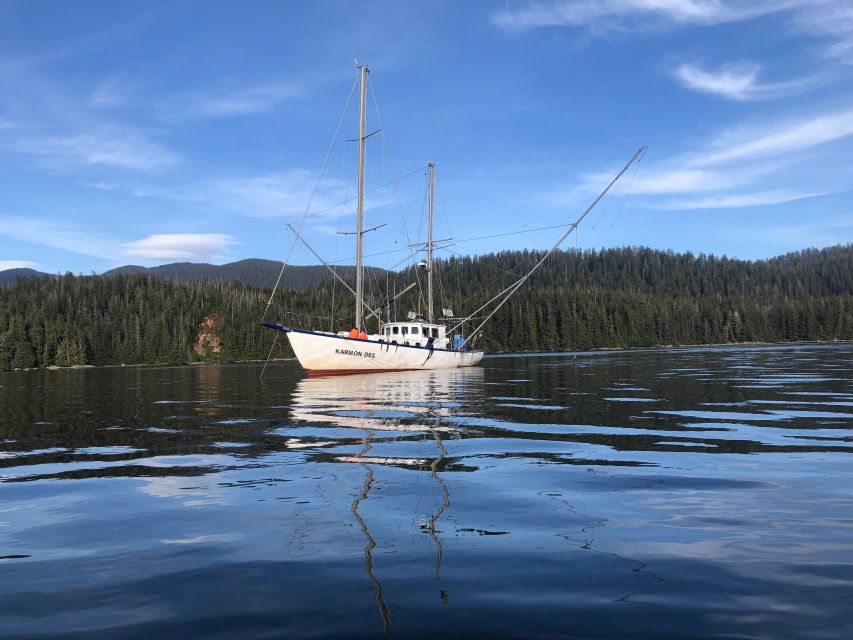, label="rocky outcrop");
[193,313,224,356]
